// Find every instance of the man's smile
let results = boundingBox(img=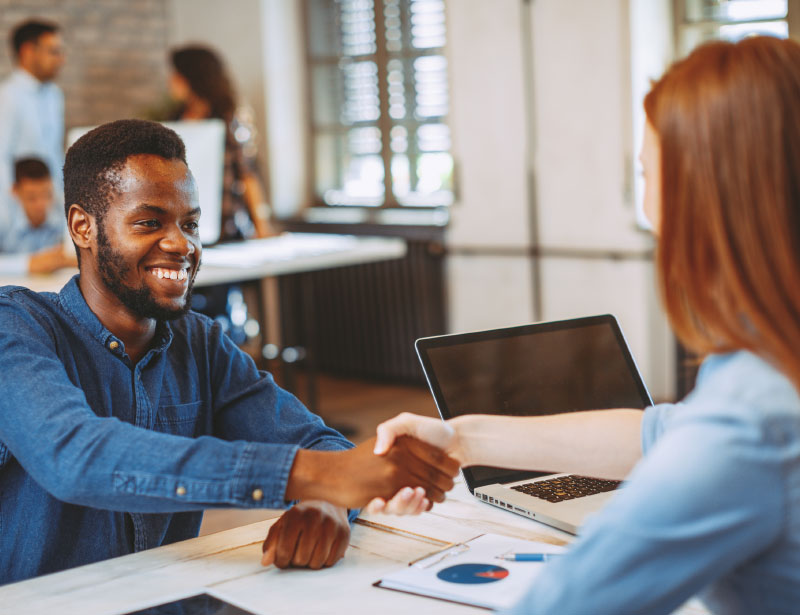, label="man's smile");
[146,265,190,282]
